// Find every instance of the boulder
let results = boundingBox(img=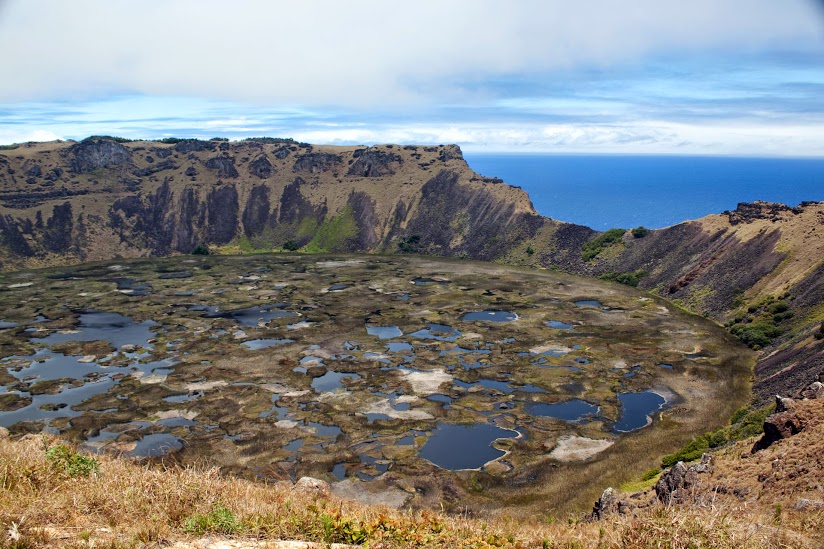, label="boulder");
[204,155,239,178]
[346,149,402,177]
[654,454,713,504]
[587,487,619,520]
[69,138,132,174]
[752,395,808,452]
[293,152,342,174]
[799,381,824,400]
[294,476,330,498]
[248,155,275,179]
